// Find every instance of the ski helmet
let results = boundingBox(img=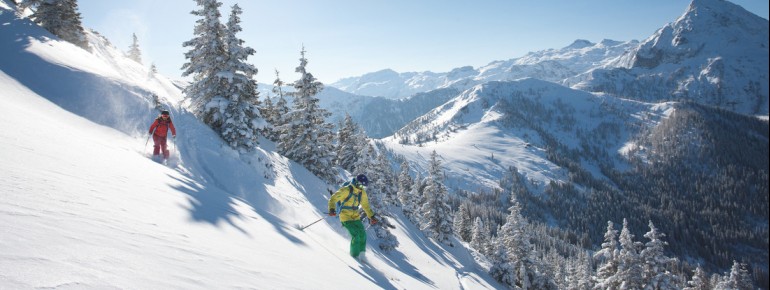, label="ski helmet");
[355,174,369,187]
[161,110,170,116]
